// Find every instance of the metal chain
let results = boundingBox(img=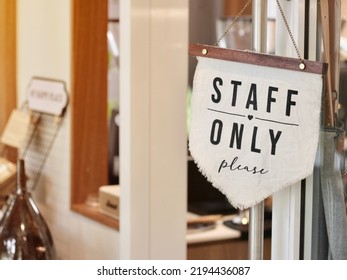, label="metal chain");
[215,0,305,69]
[215,0,252,46]
[276,0,303,62]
